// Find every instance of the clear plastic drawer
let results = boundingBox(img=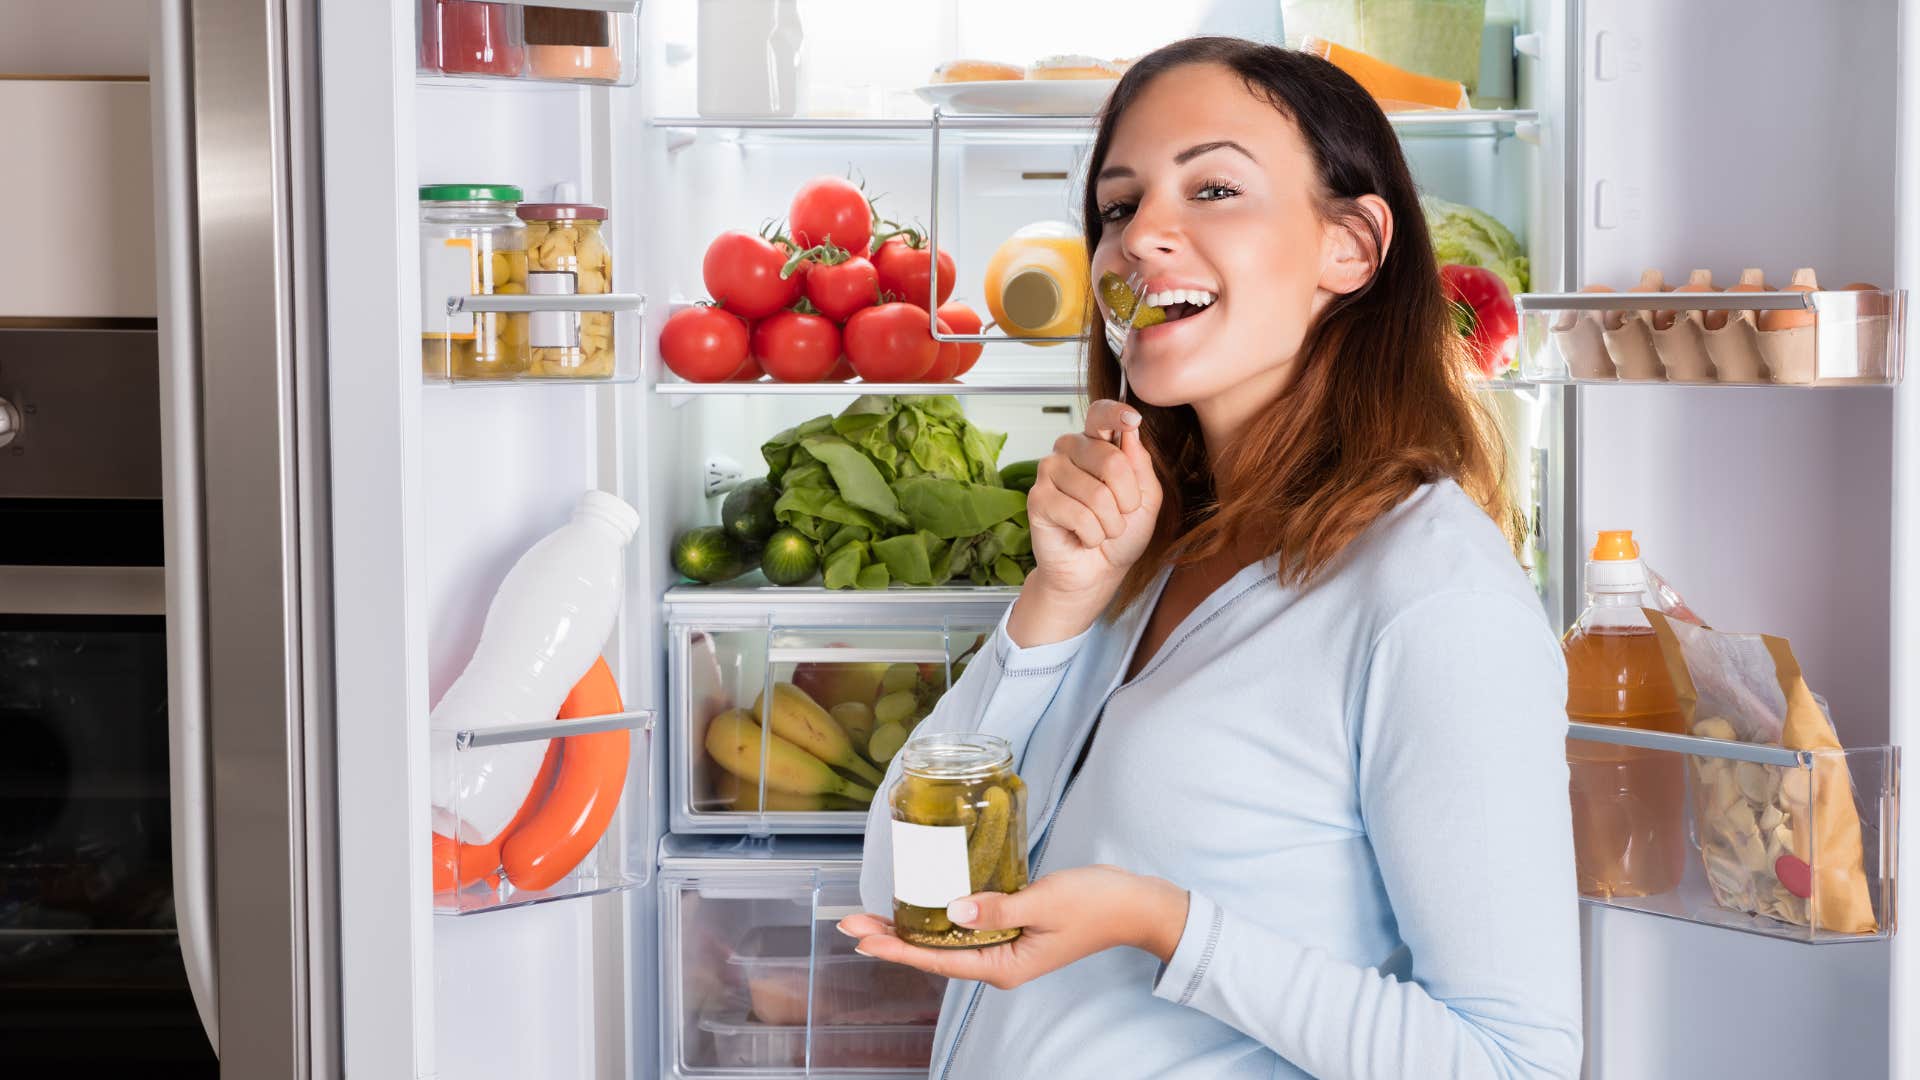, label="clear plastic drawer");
[666,594,1006,835]
[660,837,946,1078]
